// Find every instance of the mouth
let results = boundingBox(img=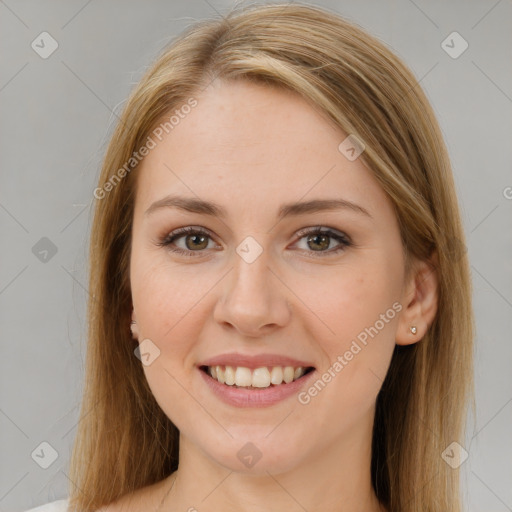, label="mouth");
[199,364,316,389]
